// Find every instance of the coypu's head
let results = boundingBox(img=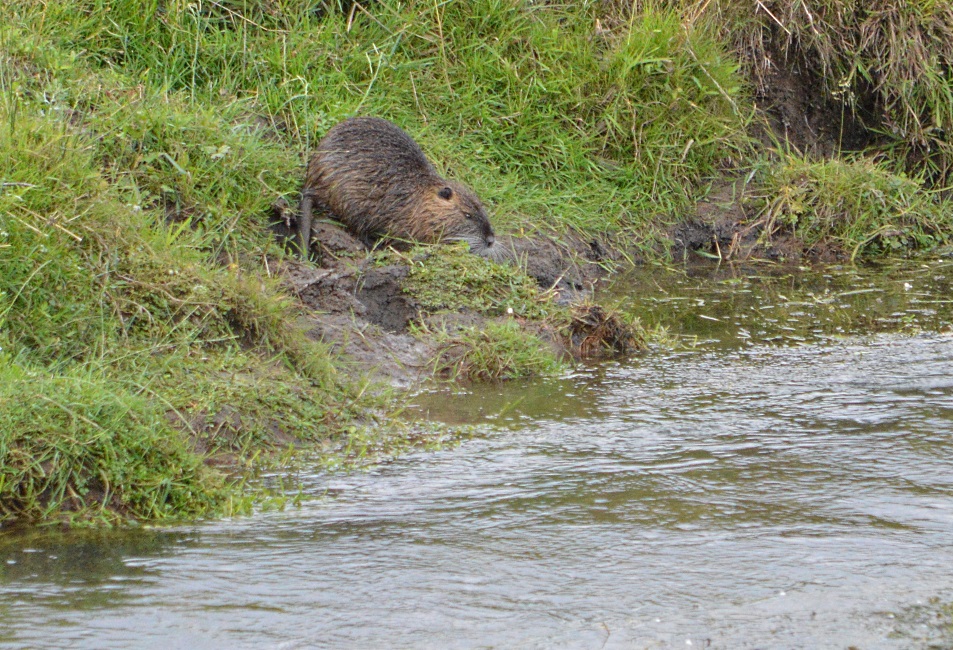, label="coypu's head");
[429,180,497,257]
